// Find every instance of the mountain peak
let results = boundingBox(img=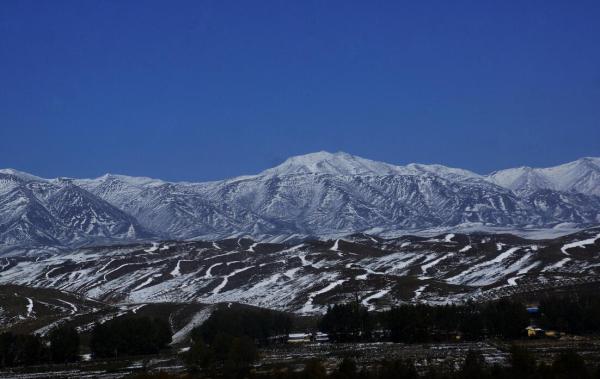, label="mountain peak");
[578,156,600,164]
[94,173,164,186]
[259,151,402,176]
[487,156,600,195]
[258,152,482,182]
[0,168,45,182]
